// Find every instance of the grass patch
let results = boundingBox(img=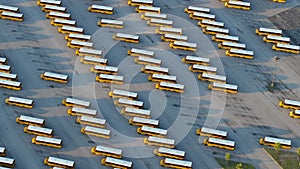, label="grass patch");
[265,148,300,169]
[216,158,255,169]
